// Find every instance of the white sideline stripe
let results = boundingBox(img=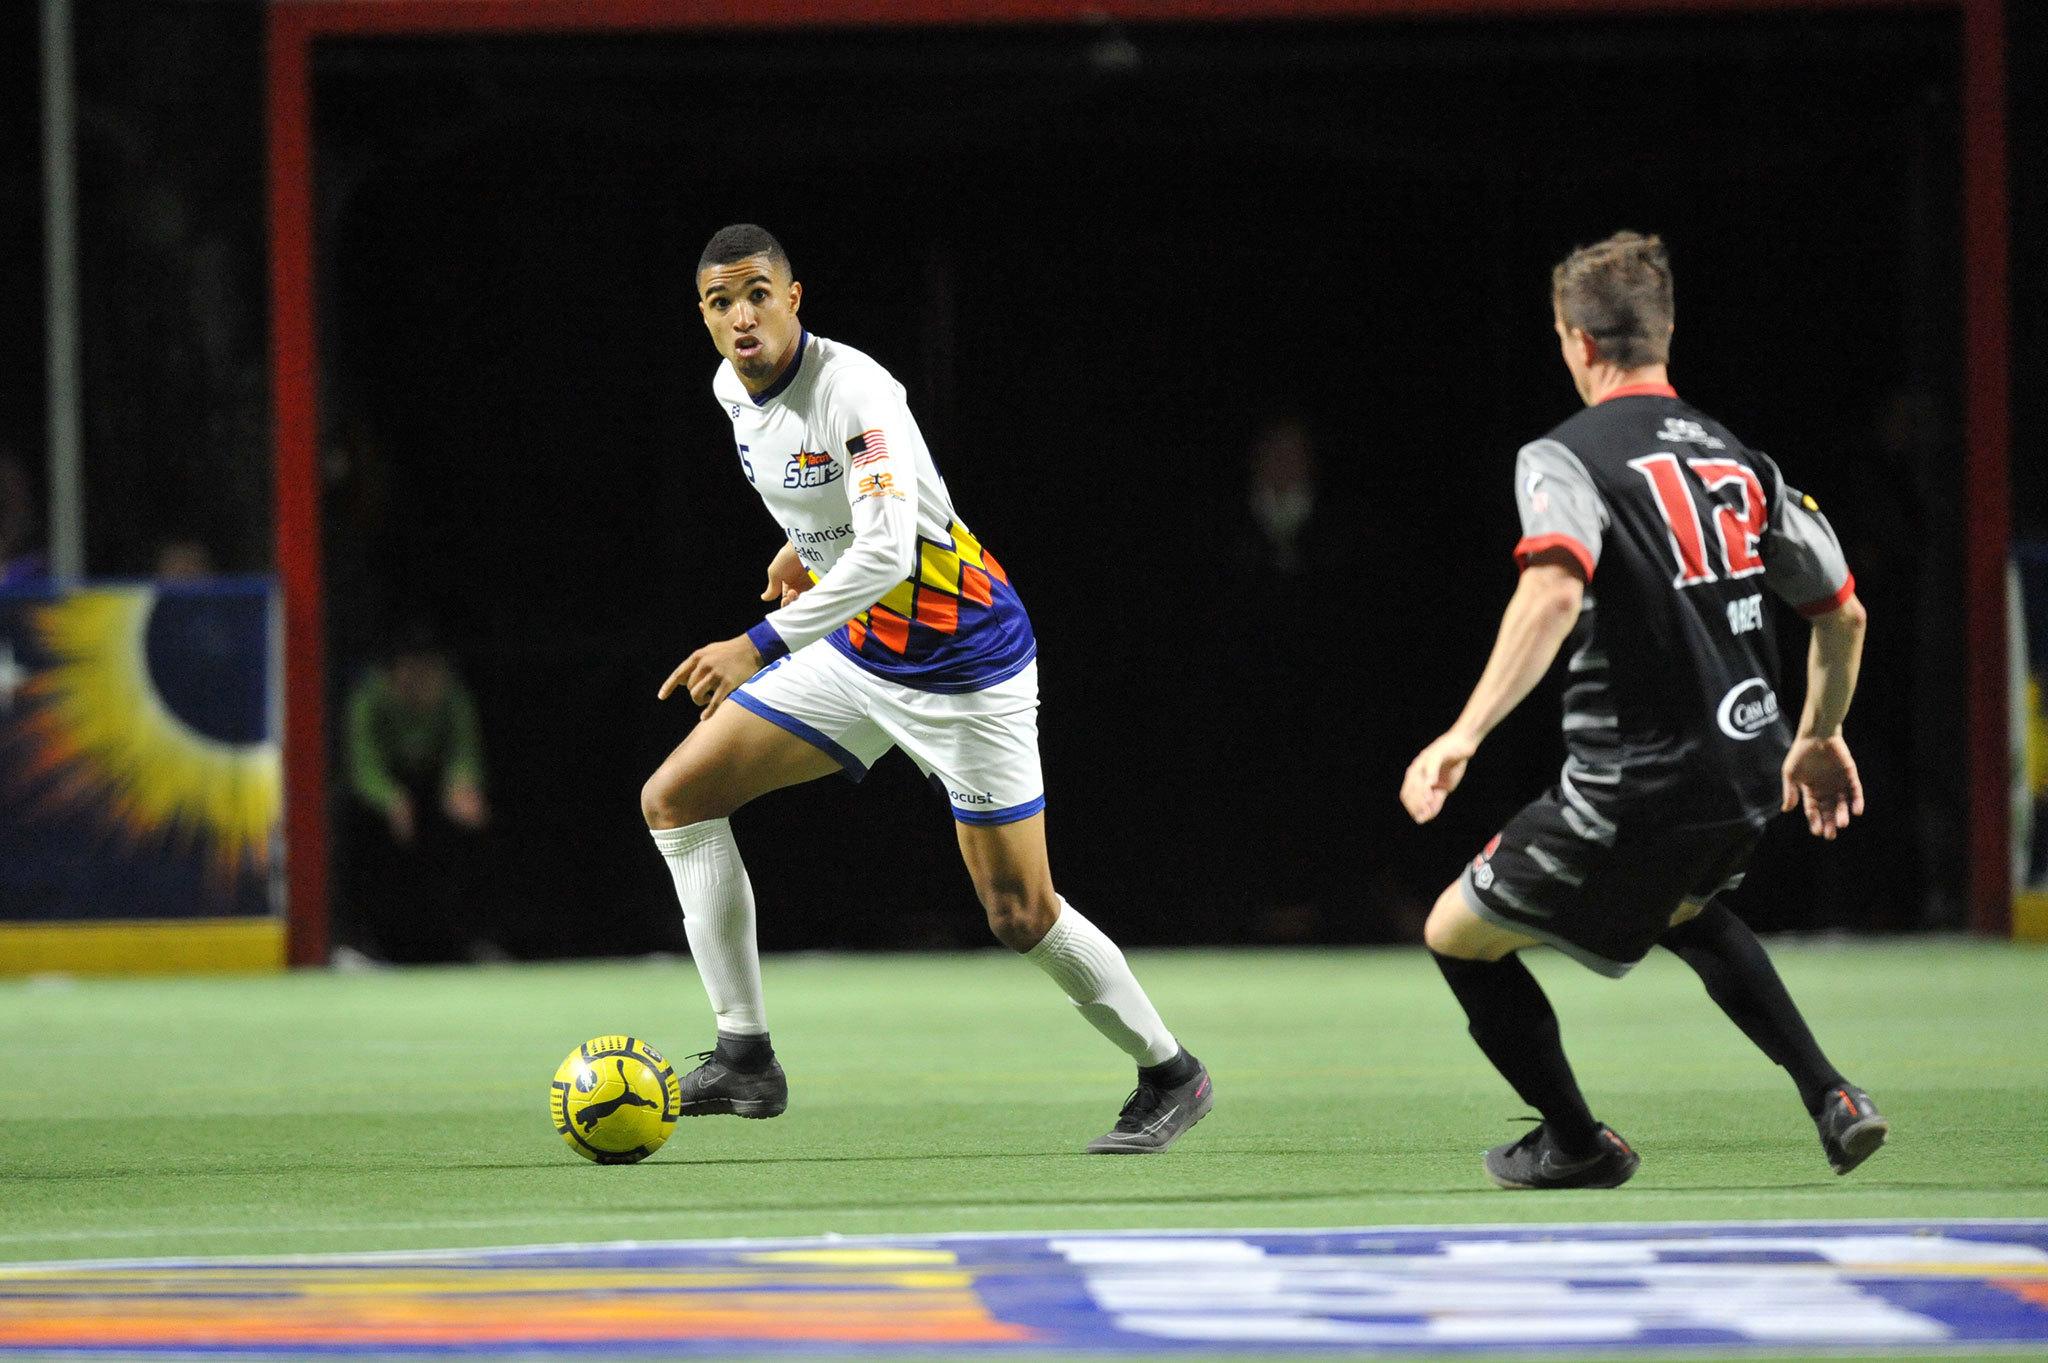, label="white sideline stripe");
[1,1216,2043,1274]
